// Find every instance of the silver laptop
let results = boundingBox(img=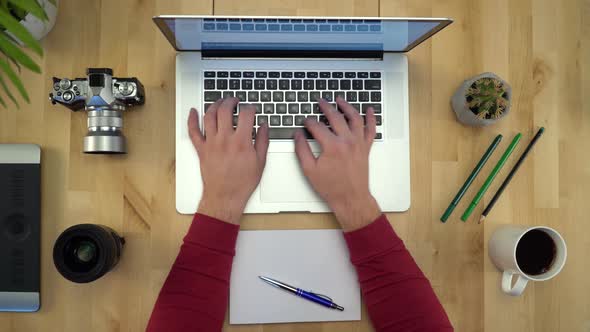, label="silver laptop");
[153,16,452,214]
